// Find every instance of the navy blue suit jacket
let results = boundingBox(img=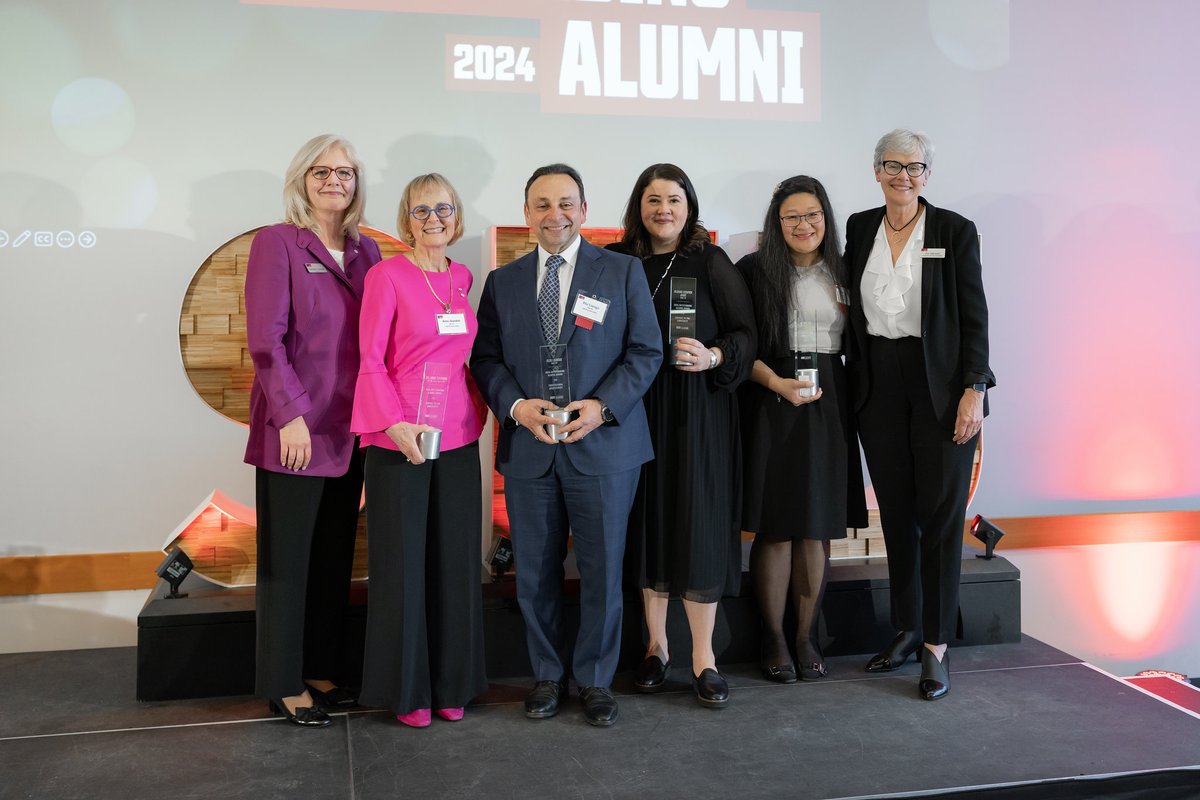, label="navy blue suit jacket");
[470,238,663,478]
